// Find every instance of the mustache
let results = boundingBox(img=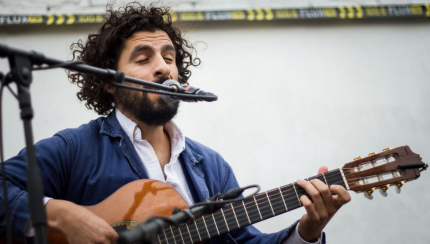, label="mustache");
[154,77,171,85]
[140,77,171,91]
